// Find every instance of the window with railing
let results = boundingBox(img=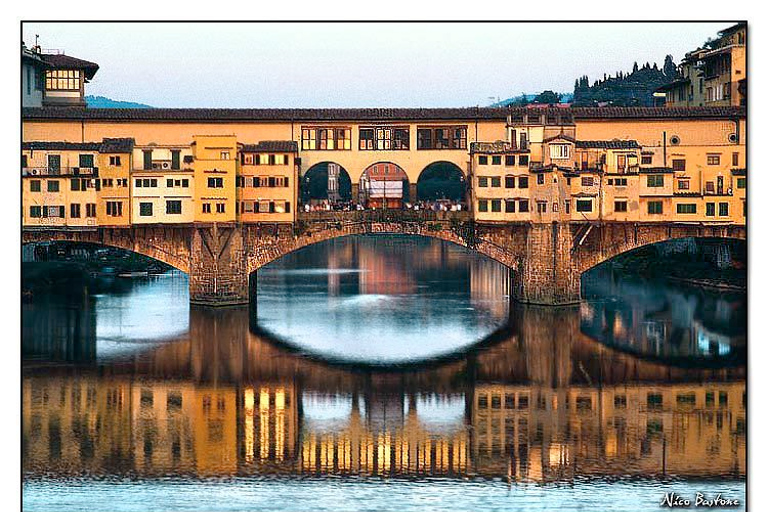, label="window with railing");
[359,127,409,150]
